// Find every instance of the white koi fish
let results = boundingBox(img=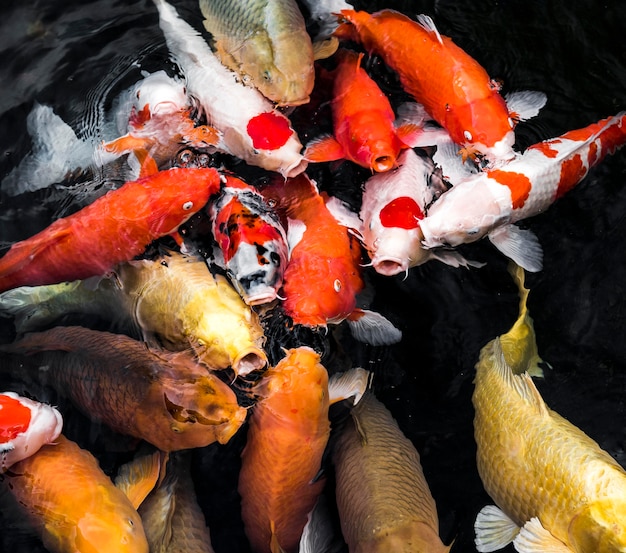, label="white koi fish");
[420,111,626,272]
